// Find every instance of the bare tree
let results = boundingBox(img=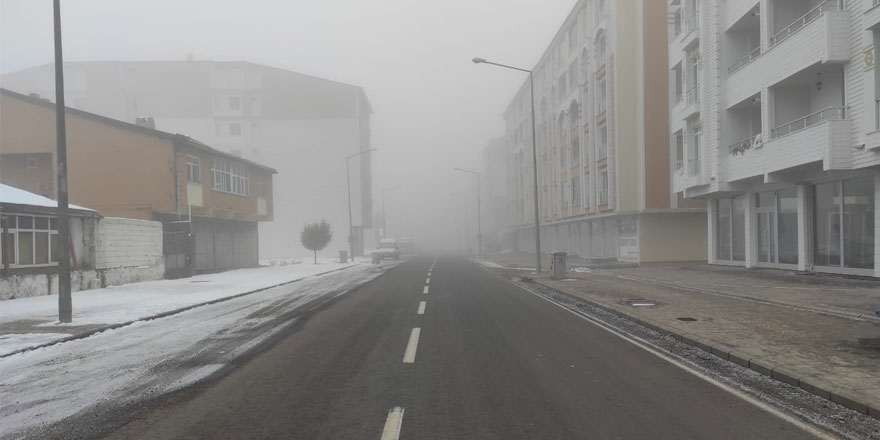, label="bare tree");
[301,219,333,264]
